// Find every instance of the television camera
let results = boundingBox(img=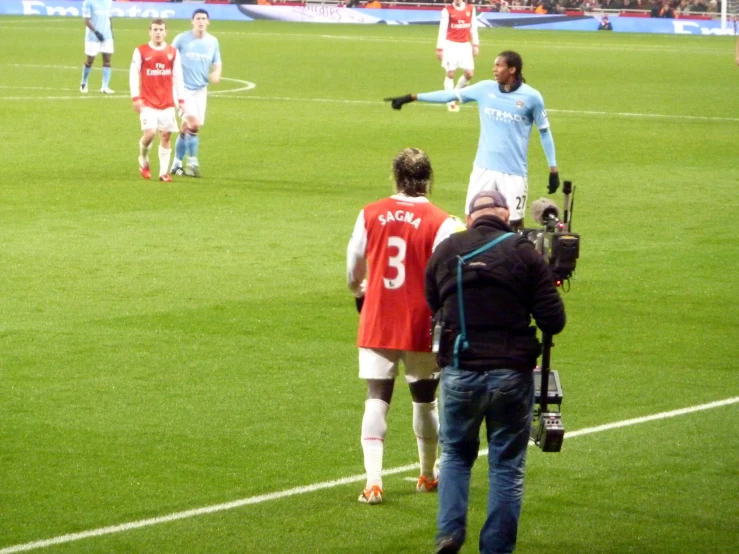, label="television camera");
[523,180,580,452]
[521,180,580,289]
